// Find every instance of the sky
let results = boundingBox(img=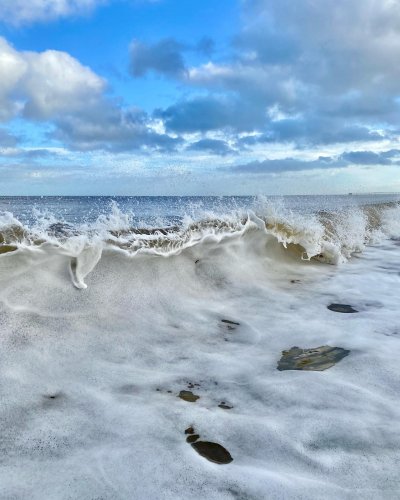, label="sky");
[0,0,399,195]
